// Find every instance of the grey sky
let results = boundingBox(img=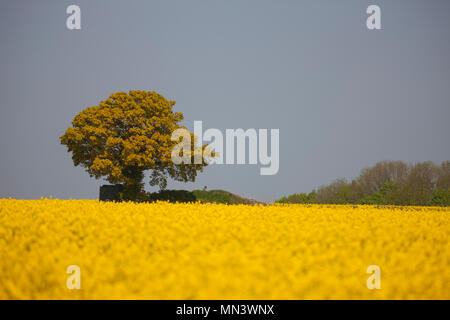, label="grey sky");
[1,0,449,202]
